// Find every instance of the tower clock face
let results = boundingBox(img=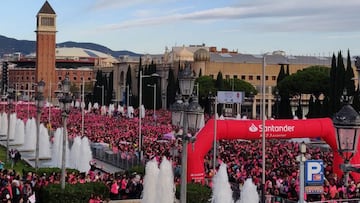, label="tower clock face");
[41,17,54,26]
